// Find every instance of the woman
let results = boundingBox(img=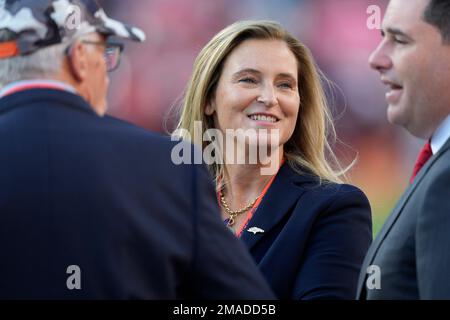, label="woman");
[174,20,372,299]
